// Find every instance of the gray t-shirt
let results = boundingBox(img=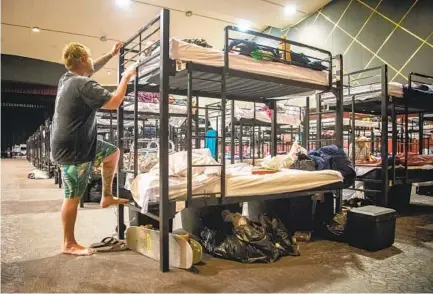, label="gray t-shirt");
[51,72,112,164]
